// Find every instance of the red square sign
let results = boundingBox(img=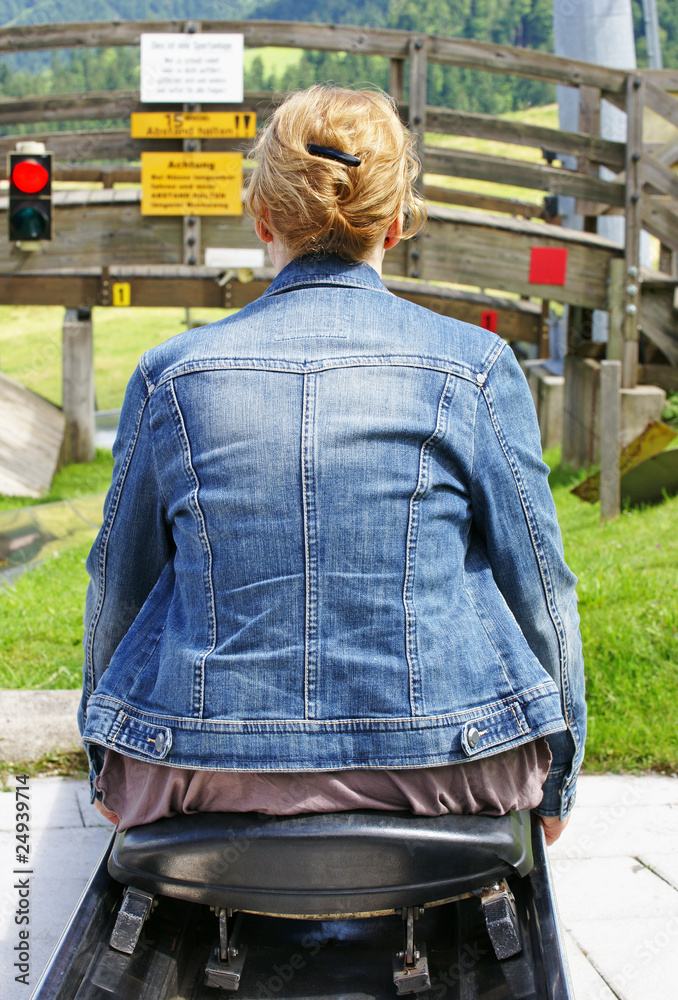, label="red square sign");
[529,246,568,286]
[480,310,498,333]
